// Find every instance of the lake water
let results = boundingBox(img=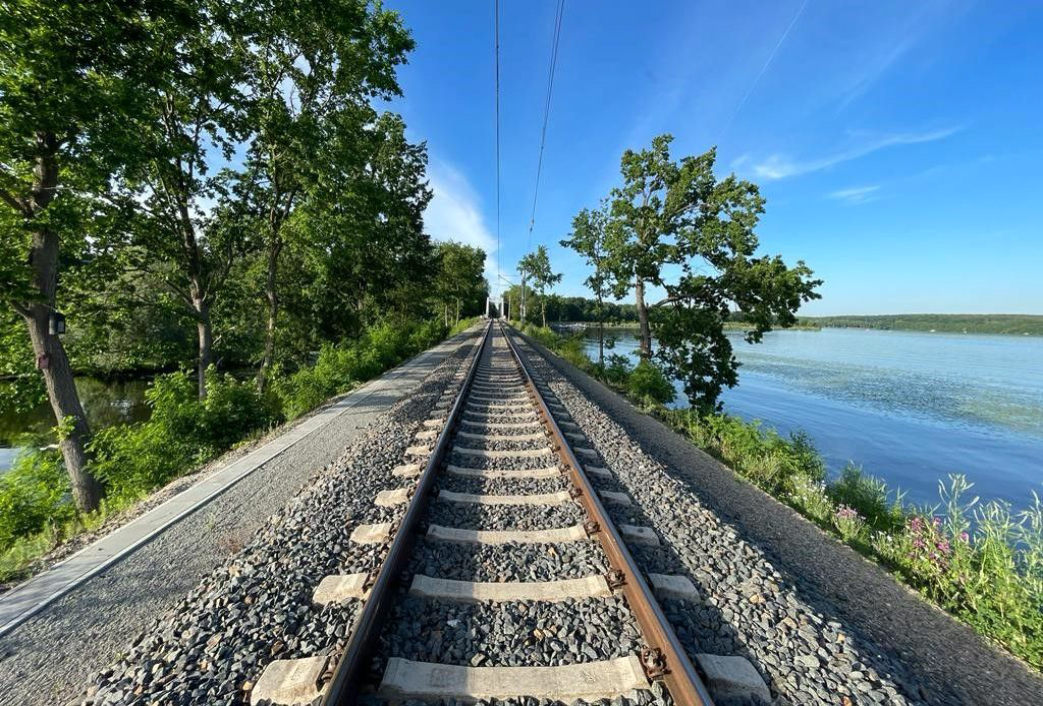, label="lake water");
[581,327,1043,510]
[0,378,151,473]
